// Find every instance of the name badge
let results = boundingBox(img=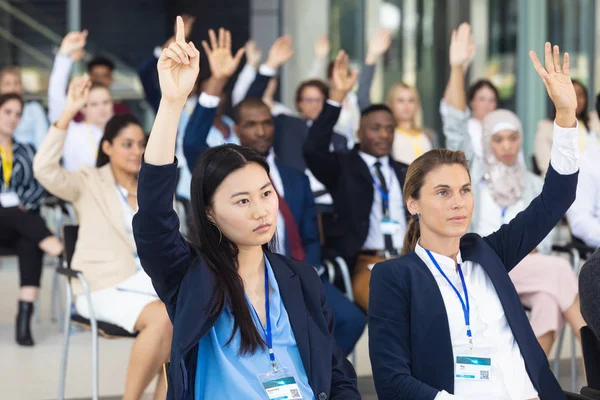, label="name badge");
[0,192,20,208]
[258,367,303,399]
[380,217,400,235]
[455,355,492,381]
